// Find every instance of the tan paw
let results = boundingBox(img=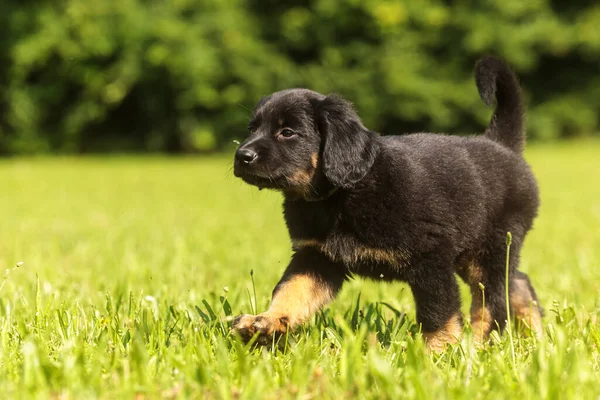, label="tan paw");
[231,313,289,345]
